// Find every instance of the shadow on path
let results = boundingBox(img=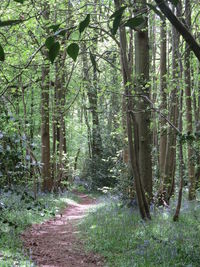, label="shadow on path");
[21,193,104,267]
